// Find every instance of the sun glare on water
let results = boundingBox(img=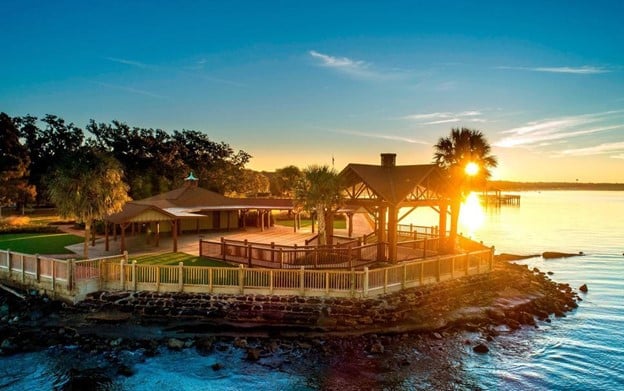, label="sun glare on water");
[459,192,485,236]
